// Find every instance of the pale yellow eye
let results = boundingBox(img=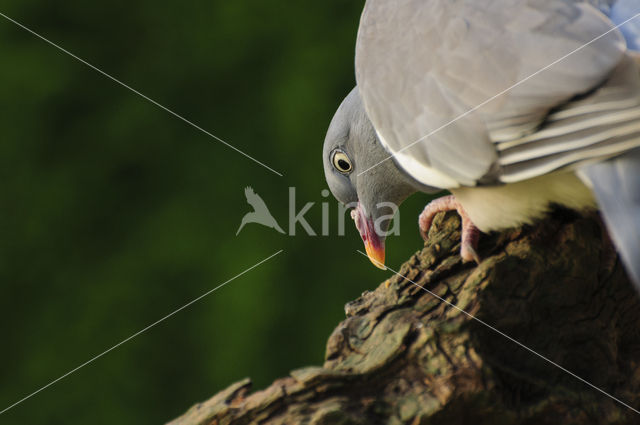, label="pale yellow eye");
[332,151,353,174]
